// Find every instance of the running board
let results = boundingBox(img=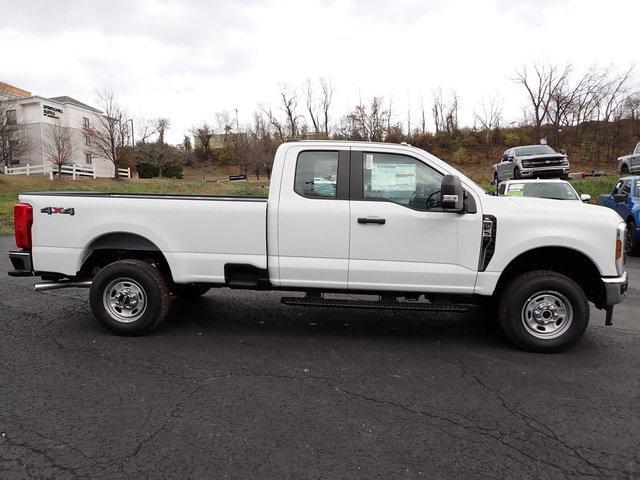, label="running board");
[281,296,473,312]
